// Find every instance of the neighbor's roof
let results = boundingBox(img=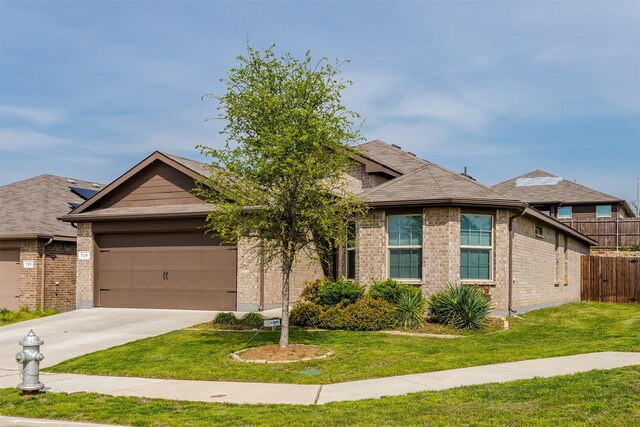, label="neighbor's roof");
[359,161,525,209]
[491,170,633,215]
[0,174,103,239]
[356,140,429,174]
